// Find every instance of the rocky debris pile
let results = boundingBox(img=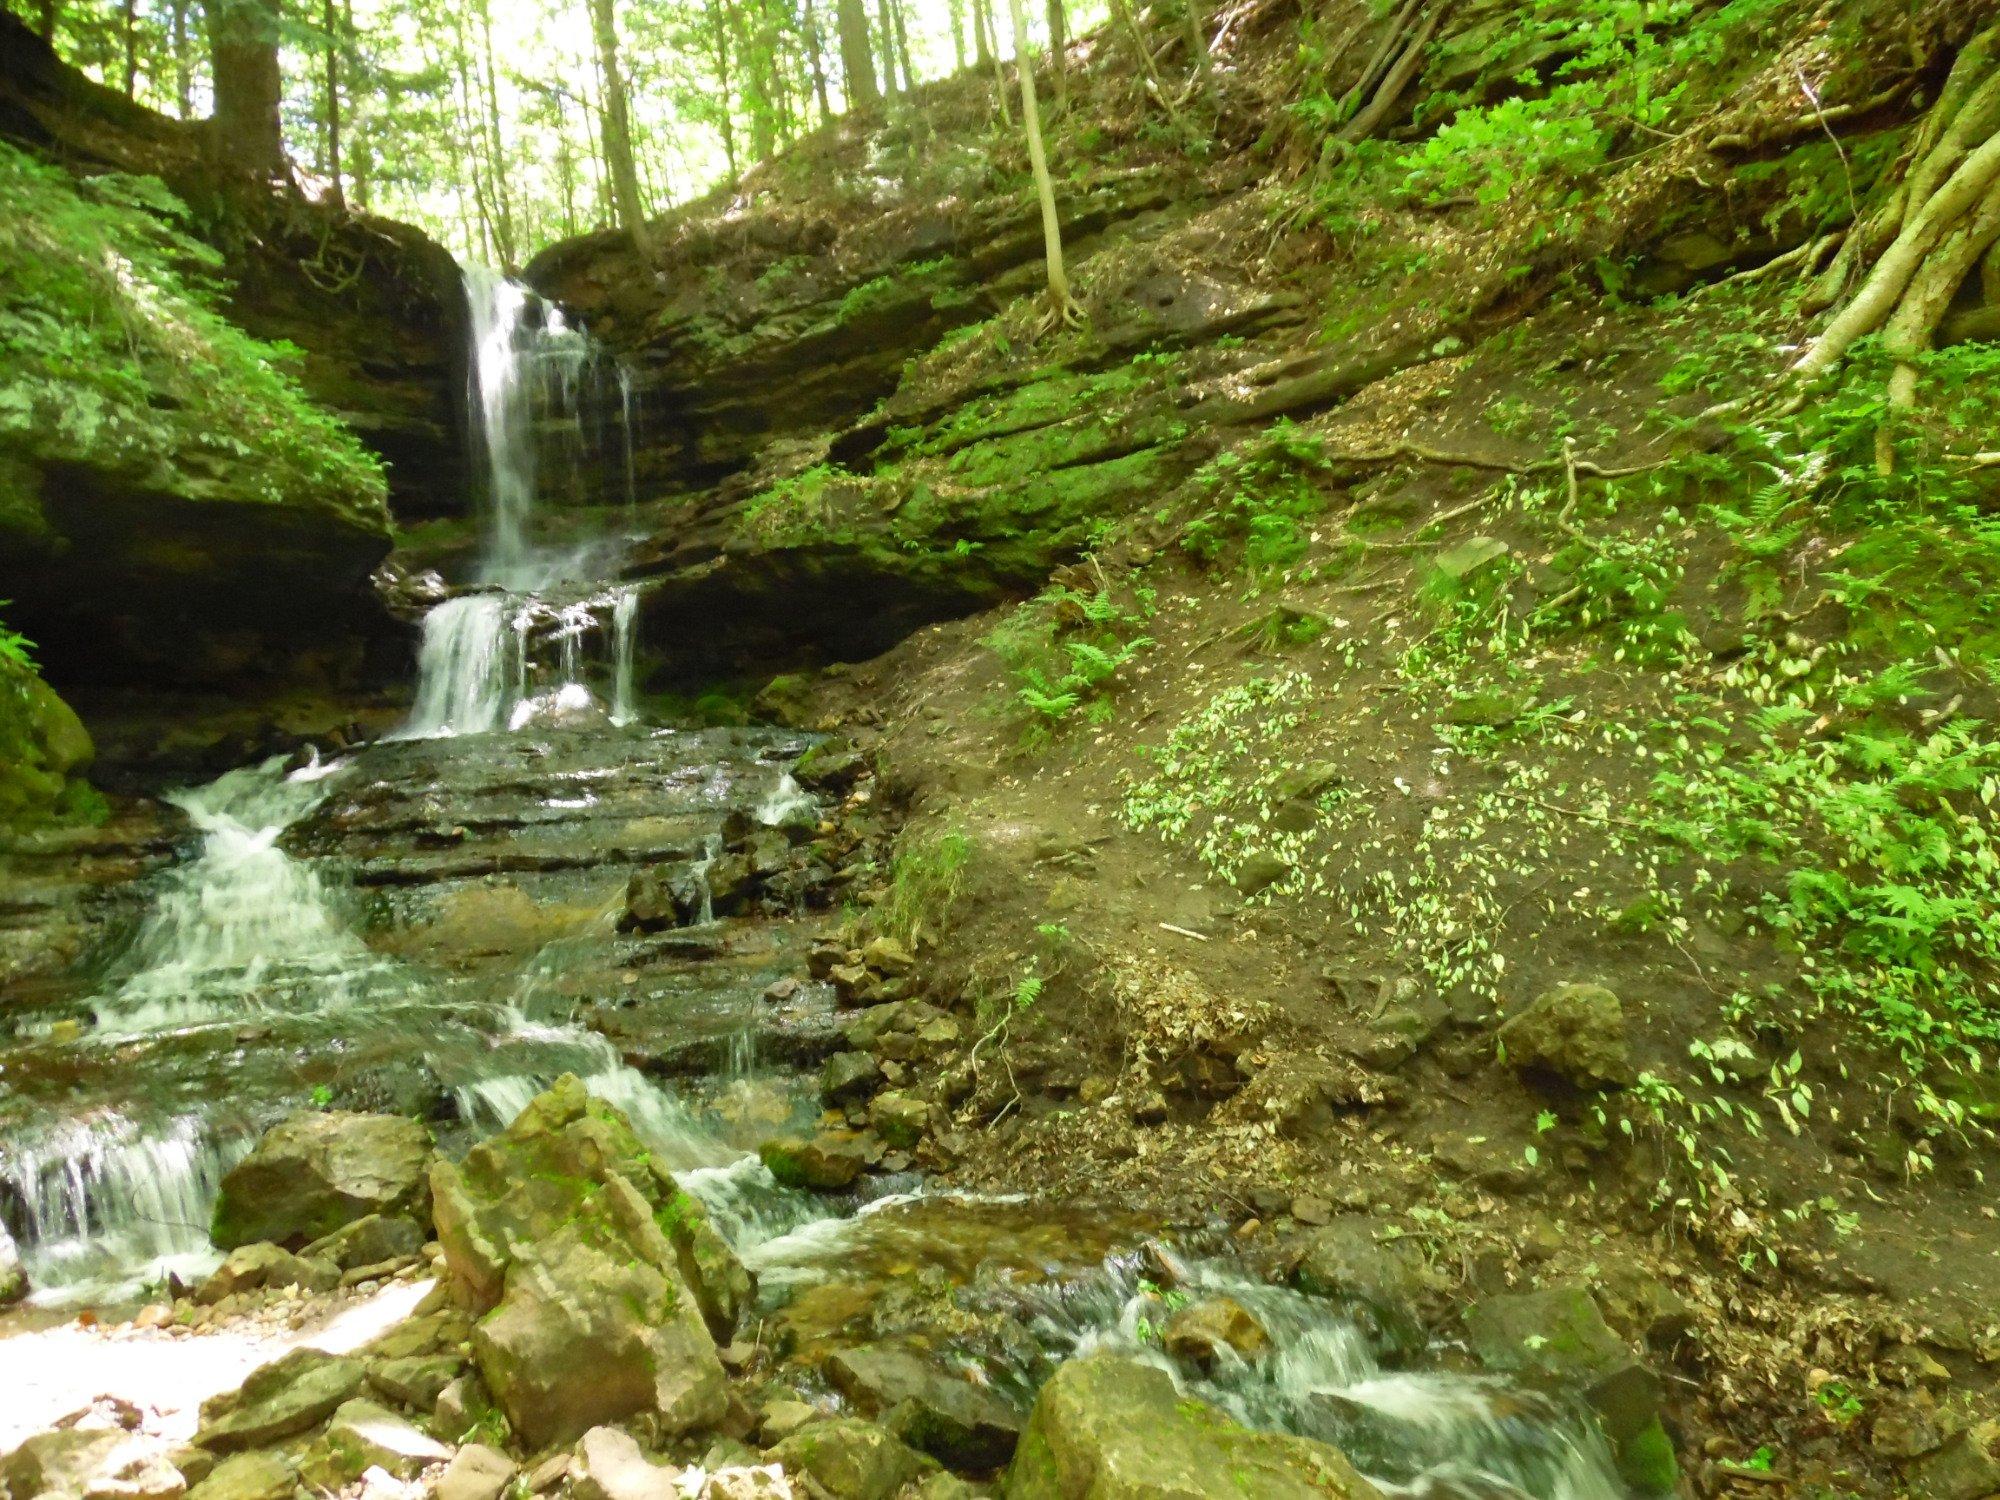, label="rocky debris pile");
[621,786,849,935]
[756,939,970,1187]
